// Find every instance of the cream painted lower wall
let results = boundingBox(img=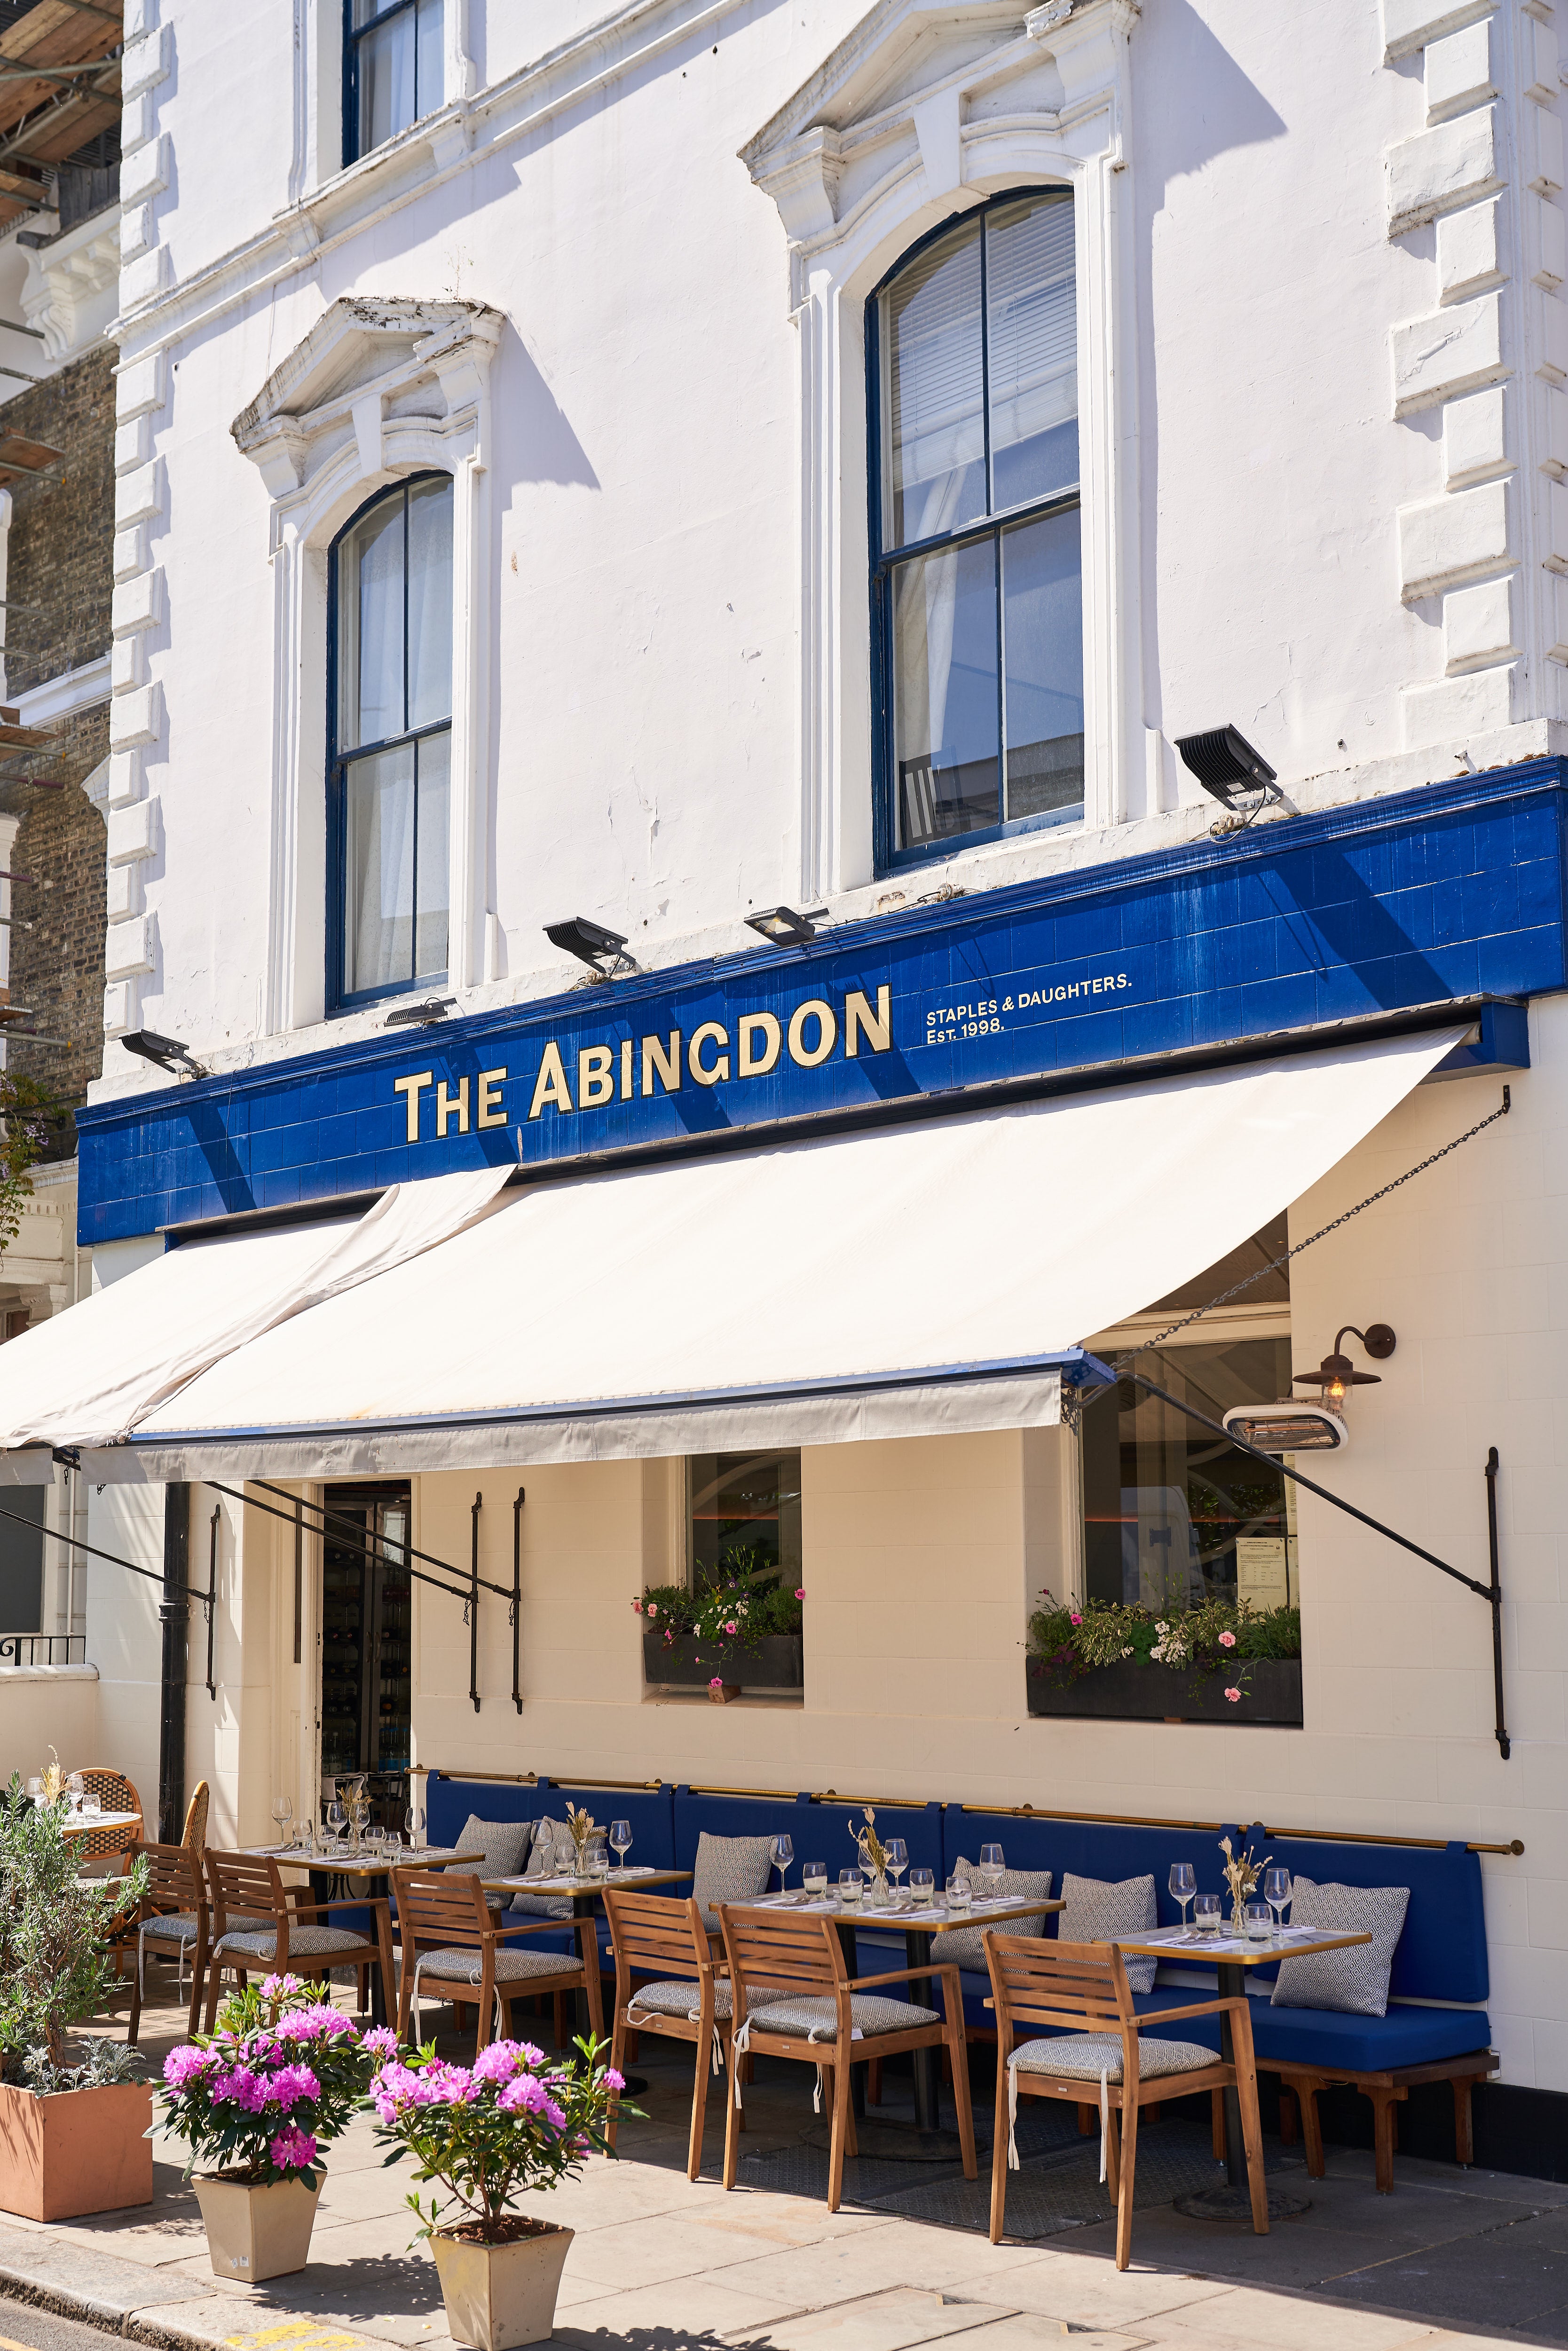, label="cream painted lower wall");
[0,1665,99,1781]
